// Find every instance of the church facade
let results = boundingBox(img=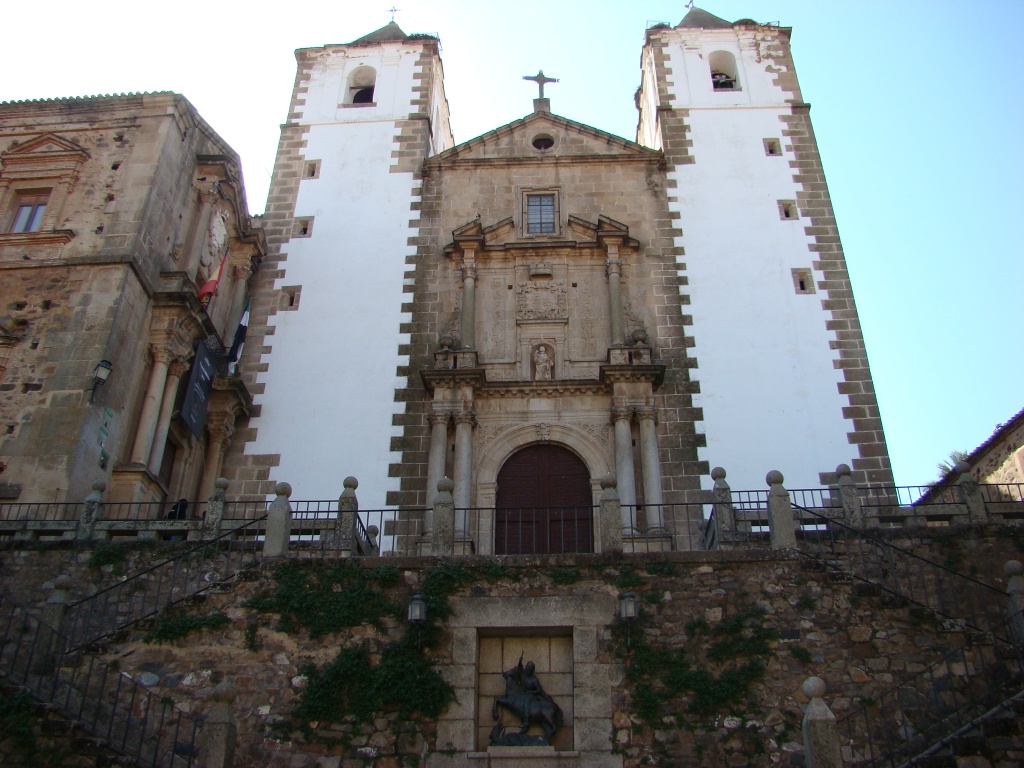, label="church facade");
[227,8,891,549]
